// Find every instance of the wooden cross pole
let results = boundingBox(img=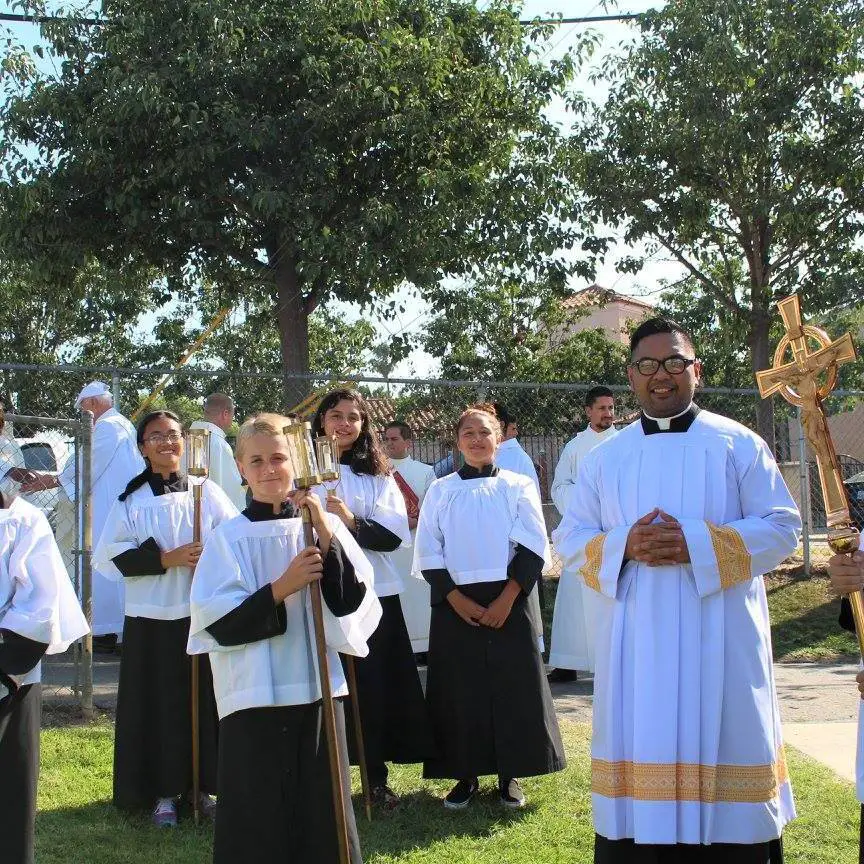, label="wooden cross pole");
[755,295,864,656]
